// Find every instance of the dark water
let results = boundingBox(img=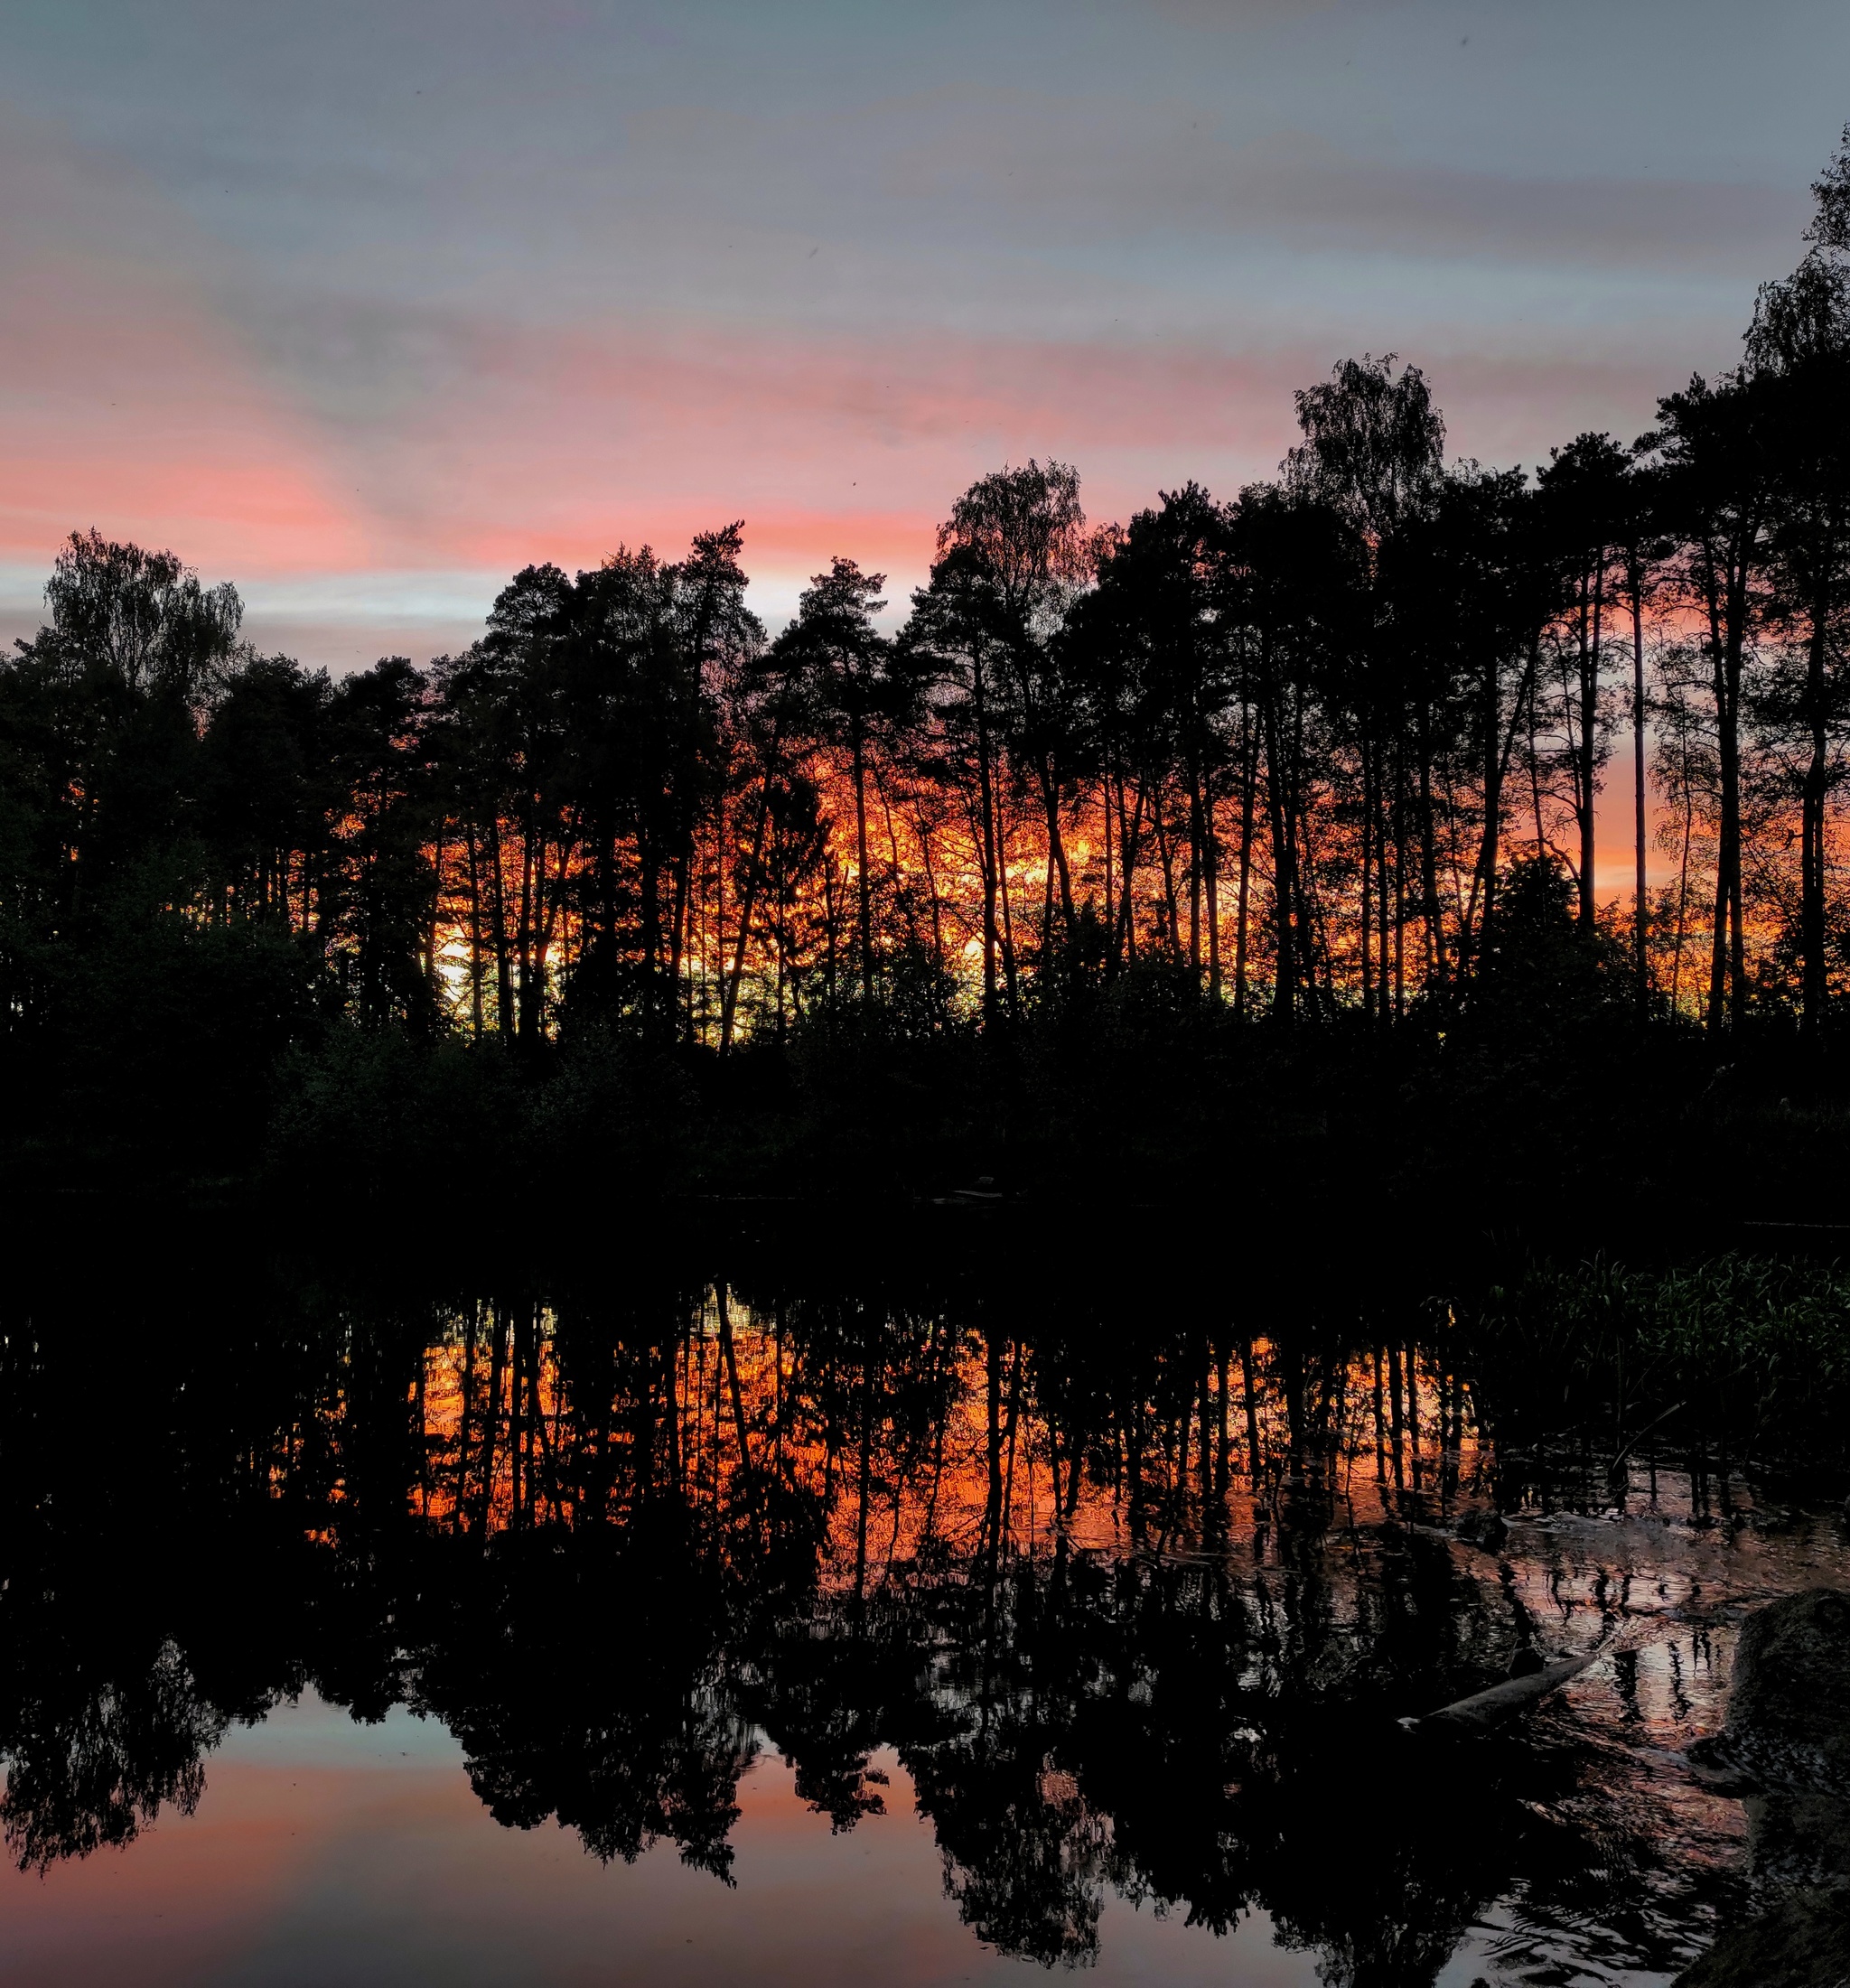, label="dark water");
[1,1237,1841,1985]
